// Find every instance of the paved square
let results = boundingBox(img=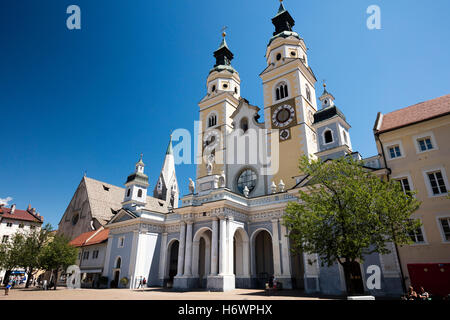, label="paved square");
[0,287,337,300]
